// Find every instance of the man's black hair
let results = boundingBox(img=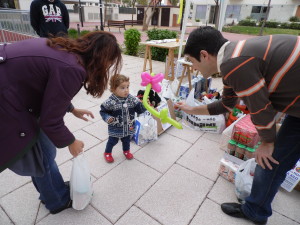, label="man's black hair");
[184,26,228,62]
